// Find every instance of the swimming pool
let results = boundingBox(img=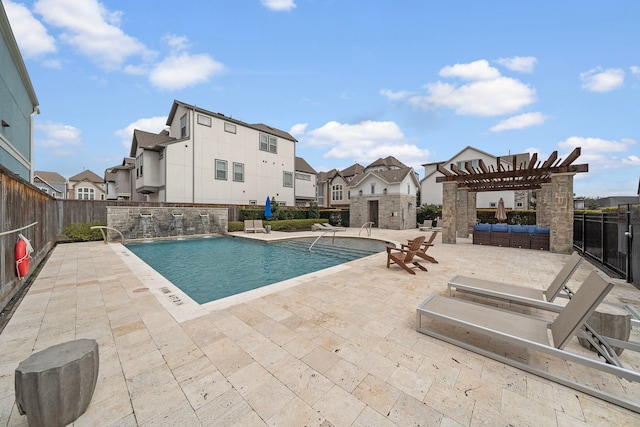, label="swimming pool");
[125,236,389,304]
